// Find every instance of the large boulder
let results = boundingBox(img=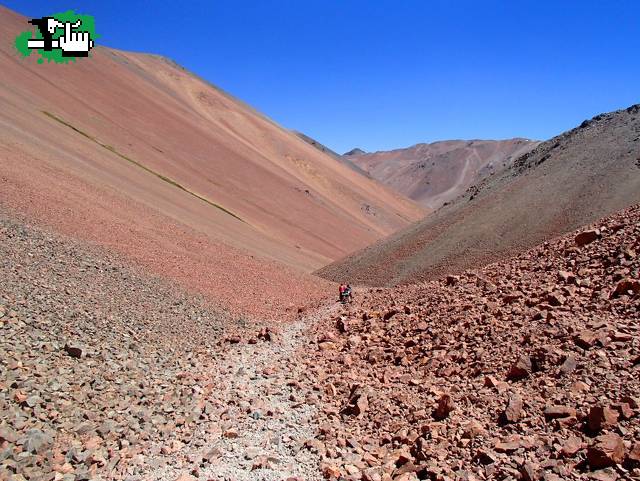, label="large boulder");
[587,433,625,469]
[575,230,599,247]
